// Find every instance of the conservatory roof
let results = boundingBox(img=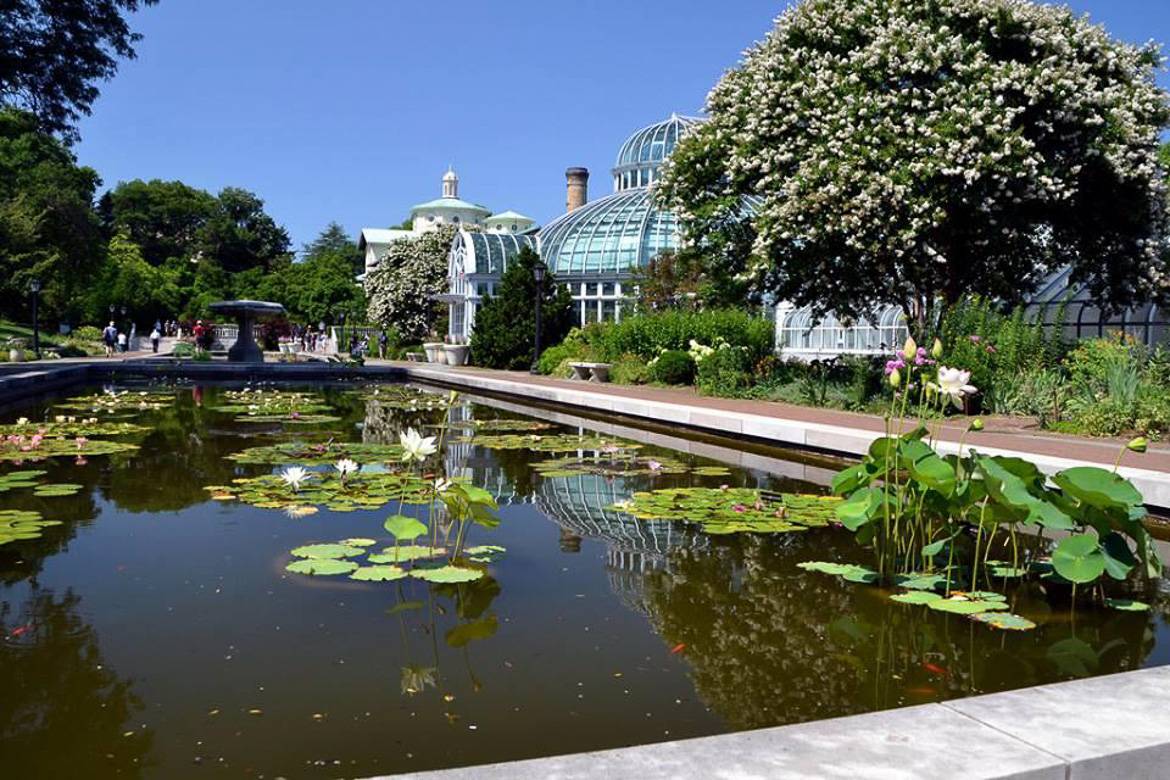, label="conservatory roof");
[613,113,704,174]
[537,188,680,276]
[455,230,539,276]
[358,228,412,249]
[486,210,534,223]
